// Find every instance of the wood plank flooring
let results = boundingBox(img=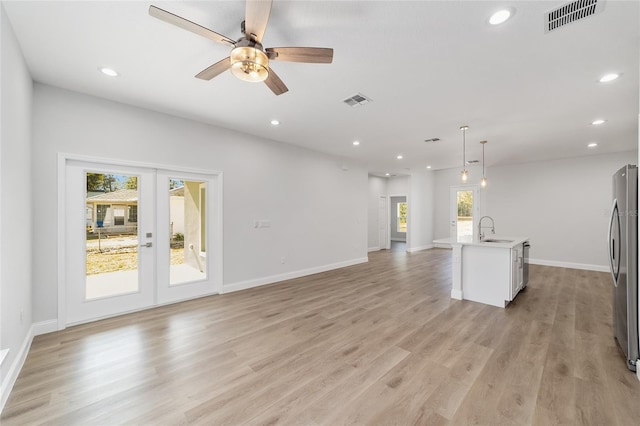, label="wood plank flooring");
[3,247,640,425]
